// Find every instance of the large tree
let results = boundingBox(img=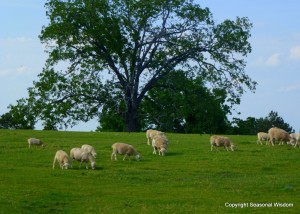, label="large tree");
[141,71,230,133]
[29,0,256,131]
